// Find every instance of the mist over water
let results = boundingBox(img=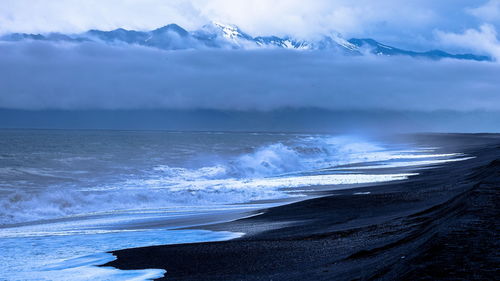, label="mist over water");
[2,41,499,133]
[1,42,500,113]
